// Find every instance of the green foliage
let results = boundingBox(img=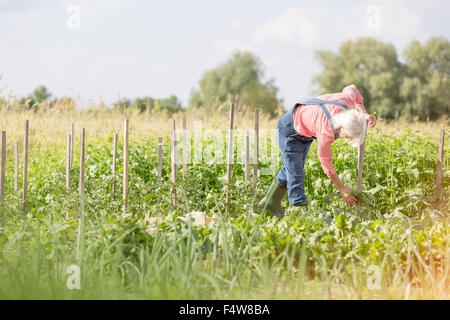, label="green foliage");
[314,38,403,117]
[400,37,450,120]
[190,51,281,117]
[314,37,450,120]
[14,85,182,114]
[113,95,182,114]
[0,127,447,299]
[18,85,52,109]
[348,189,377,209]
[32,85,52,103]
